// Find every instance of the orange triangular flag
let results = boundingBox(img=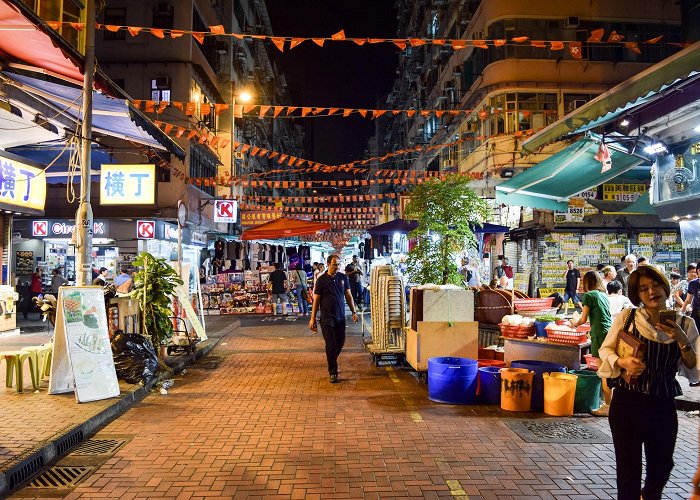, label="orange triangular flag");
[301,107,312,117]
[569,41,583,59]
[493,39,506,47]
[290,38,304,49]
[185,102,195,115]
[343,109,352,117]
[273,106,284,117]
[250,147,260,156]
[271,37,285,52]
[352,38,367,46]
[406,110,416,117]
[451,40,468,50]
[372,110,387,119]
[410,38,426,47]
[588,28,605,43]
[127,26,142,37]
[550,41,564,51]
[192,32,205,44]
[200,103,211,115]
[512,36,529,43]
[312,38,325,47]
[286,107,298,115]
[473,40,488,49]
[47,21,61,30]
[258,106,271,118]
[625,41,641,54]
[232,104,243,118]
[435,111,445,118]
[70,23,84,31]
[243,104,256,114]
[144,101,155,113]
[607,31,624,43]
[331,30,345,40]
[105,25,120,32]
[209,25,225,35]
[157,102,168,113]
[420,110,430,117]
[163,124,174,135]
[645,35,663,44]
[358,109,367,118]
[368,38,384,44]
[170,30,184,38]
[150,29,165,39]
[214,103,228,115]
[393,40,407,50]
[175,127,185,138]
[328,108,339,115]
[531,40,546,48]
[187,130,197,140]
